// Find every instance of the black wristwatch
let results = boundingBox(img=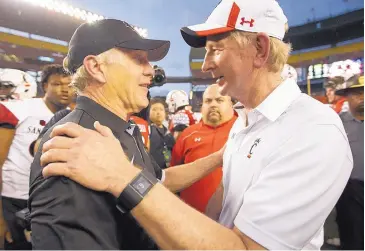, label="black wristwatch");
[116,169,158,213]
